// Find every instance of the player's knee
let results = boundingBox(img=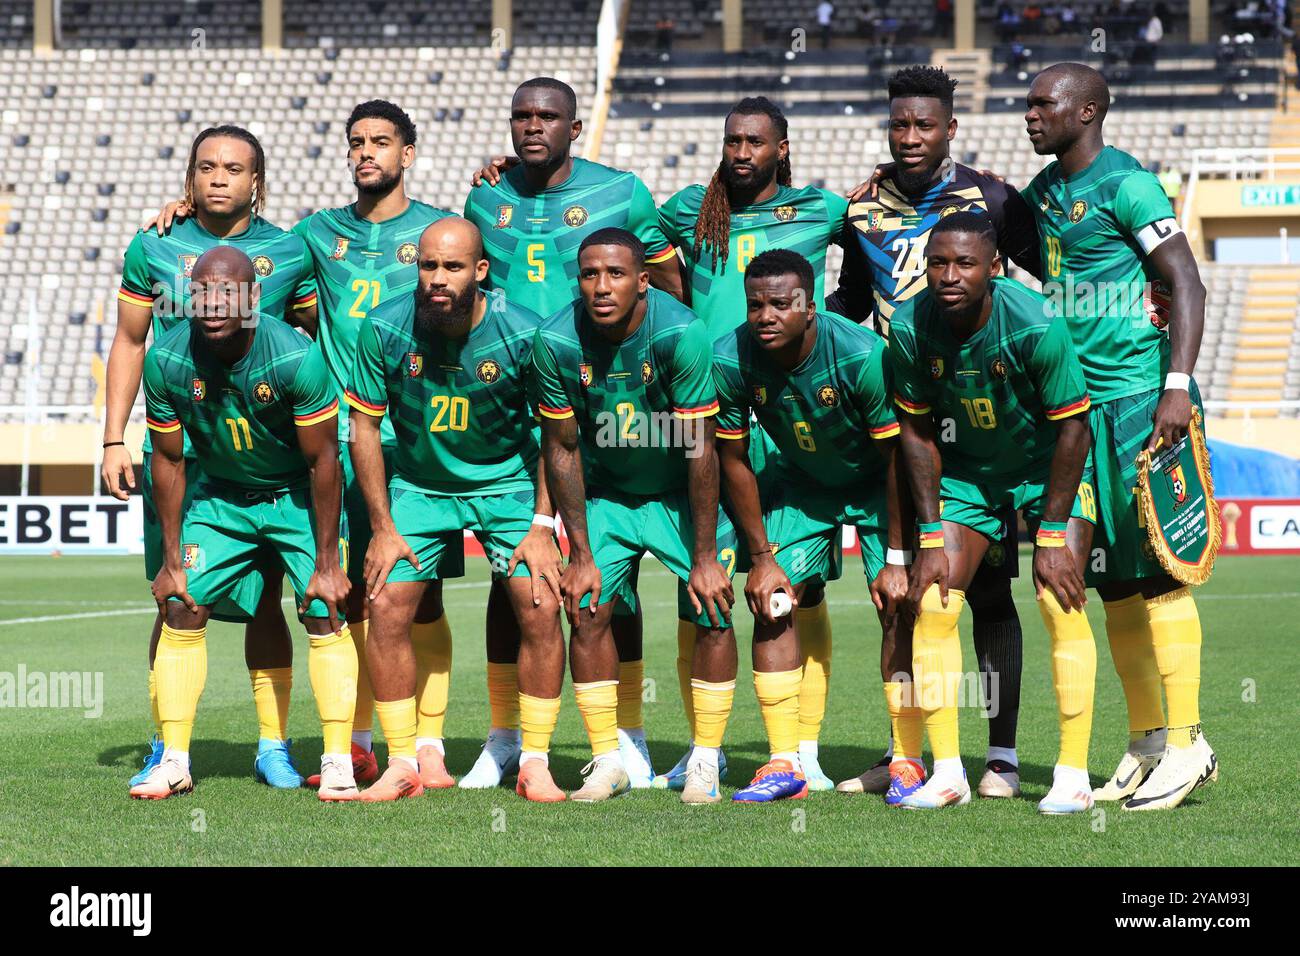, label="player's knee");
[164,601,208,631]
[967,584,1018,623]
